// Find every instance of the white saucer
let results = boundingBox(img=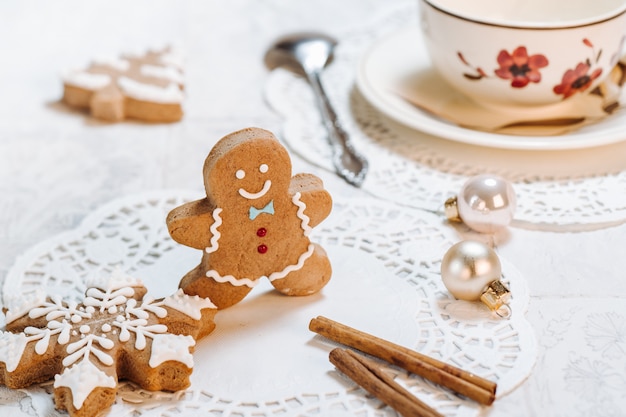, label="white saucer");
[356,27,626,150]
